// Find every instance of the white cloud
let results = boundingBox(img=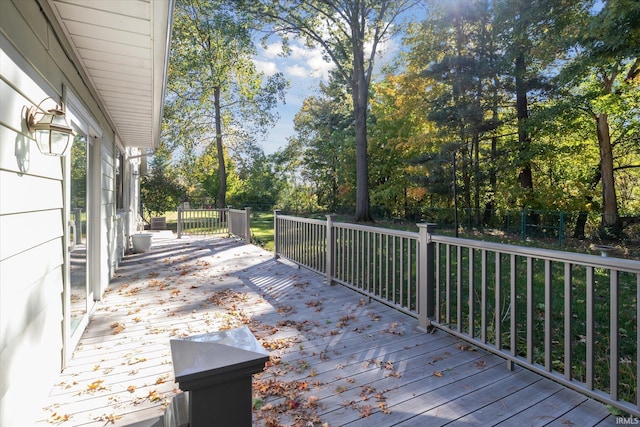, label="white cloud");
[253,59,279,76]
[288,41,334,80]
[262,42,283,59]
[286,64,309,78]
